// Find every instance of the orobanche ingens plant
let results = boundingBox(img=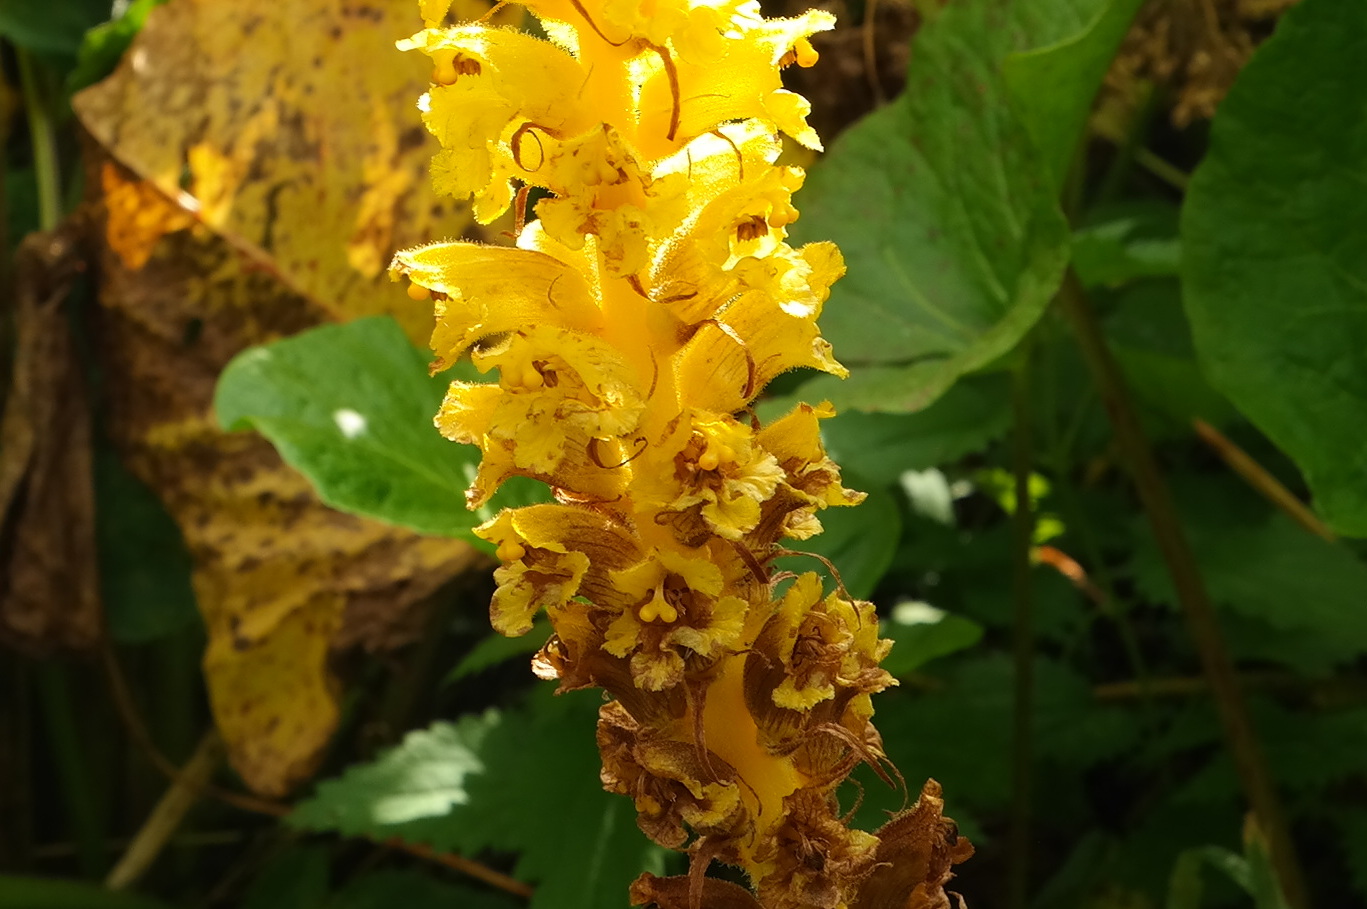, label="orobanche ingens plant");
[389,0,972,906]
